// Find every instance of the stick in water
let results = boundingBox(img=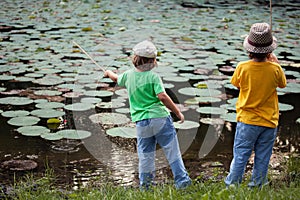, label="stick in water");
[72,41,106,72]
